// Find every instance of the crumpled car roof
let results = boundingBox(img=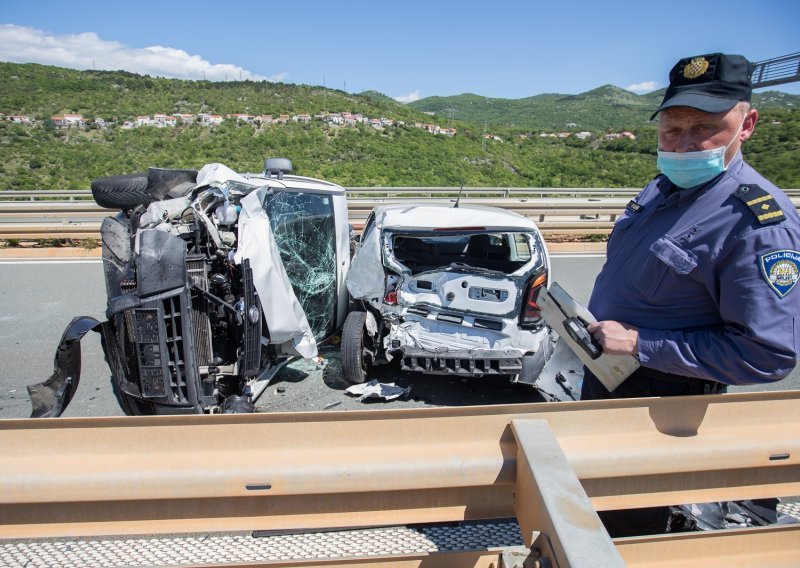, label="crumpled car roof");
[372,203,537,231]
